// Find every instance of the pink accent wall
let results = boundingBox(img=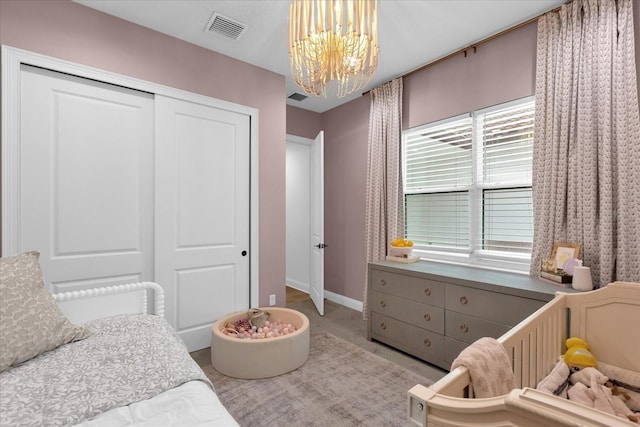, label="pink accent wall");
[404,22,538,129]
[0,0,286,307]
[315,5,640,306]
[314,21,542,305]
[286,105,322,139]
[320,95,370,301]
